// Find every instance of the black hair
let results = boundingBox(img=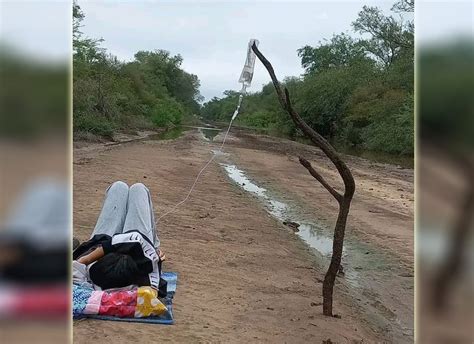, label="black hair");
[89,253,139,290]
